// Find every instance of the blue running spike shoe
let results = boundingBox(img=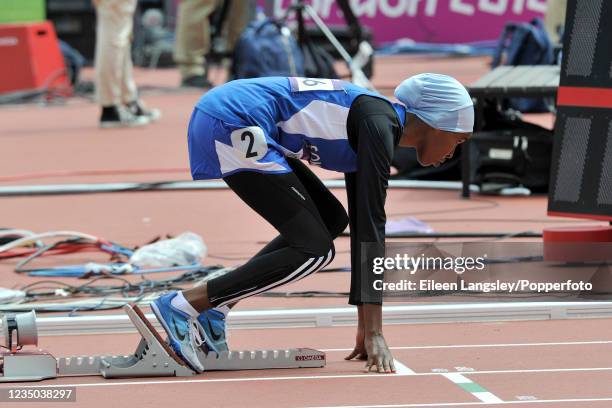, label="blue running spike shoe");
[151,292,205,372]
[196,308,228,354]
